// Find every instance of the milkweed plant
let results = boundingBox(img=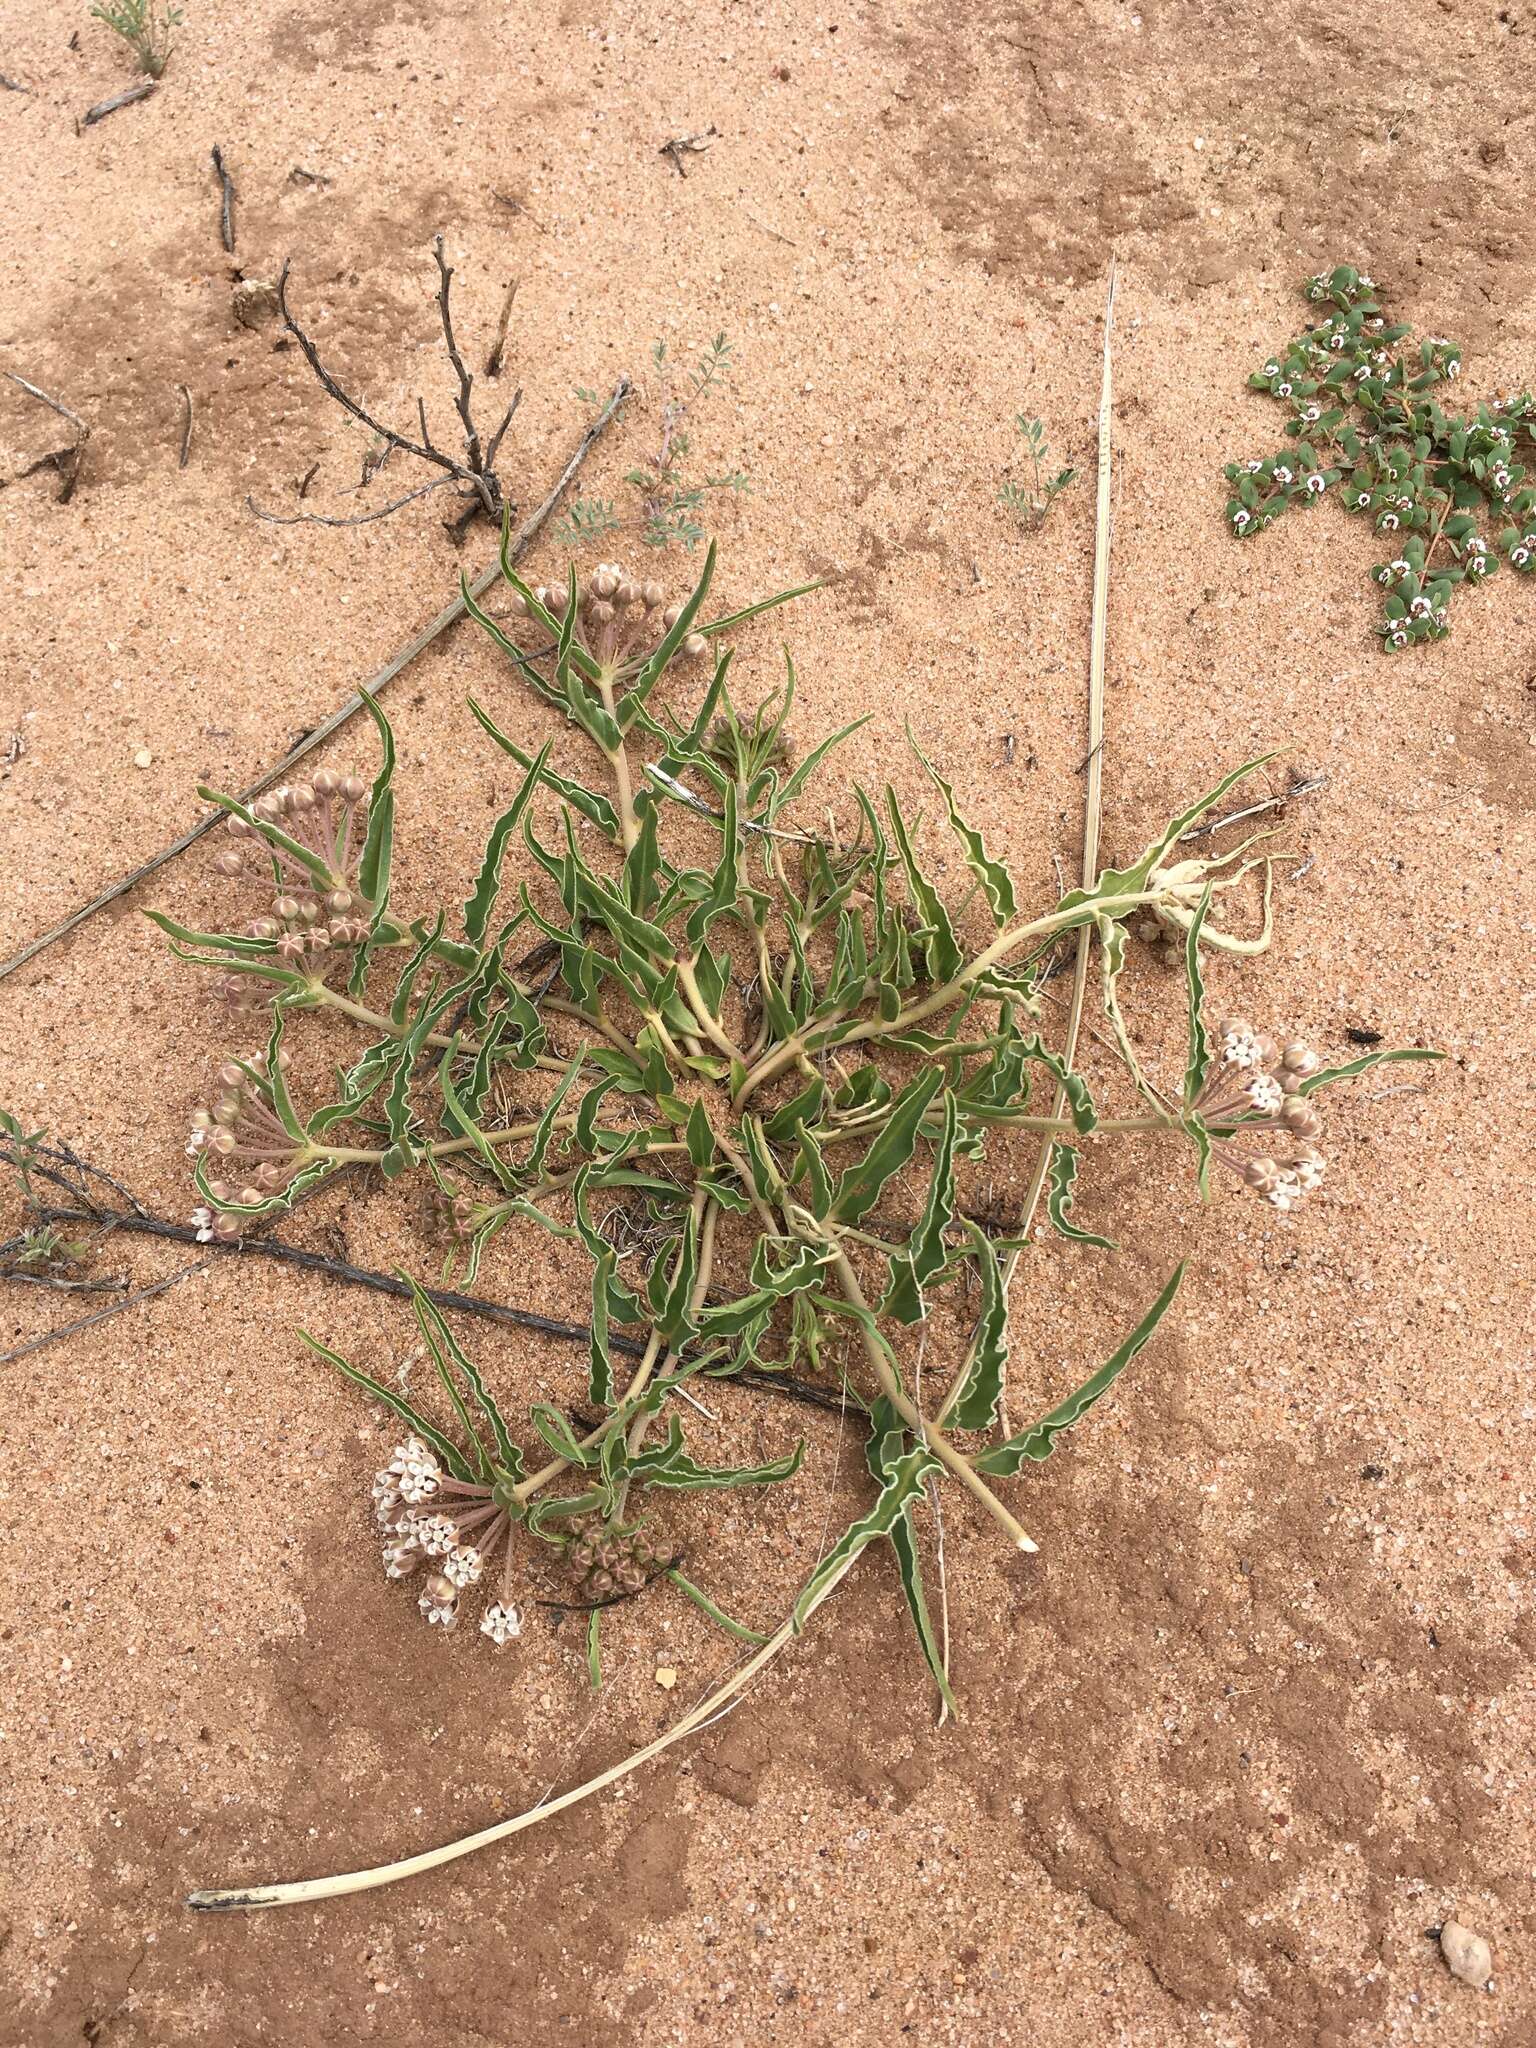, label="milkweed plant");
[1224,263,1536,650]
[153,535,1436,1704]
